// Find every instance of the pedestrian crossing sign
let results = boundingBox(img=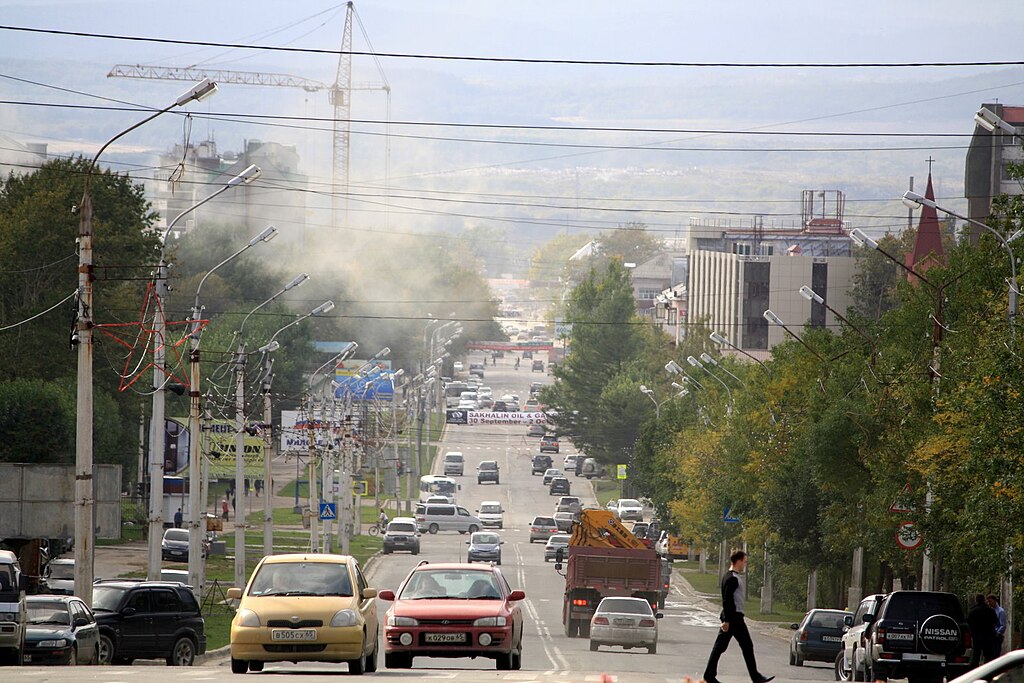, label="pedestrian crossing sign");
[319,502,337,521]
